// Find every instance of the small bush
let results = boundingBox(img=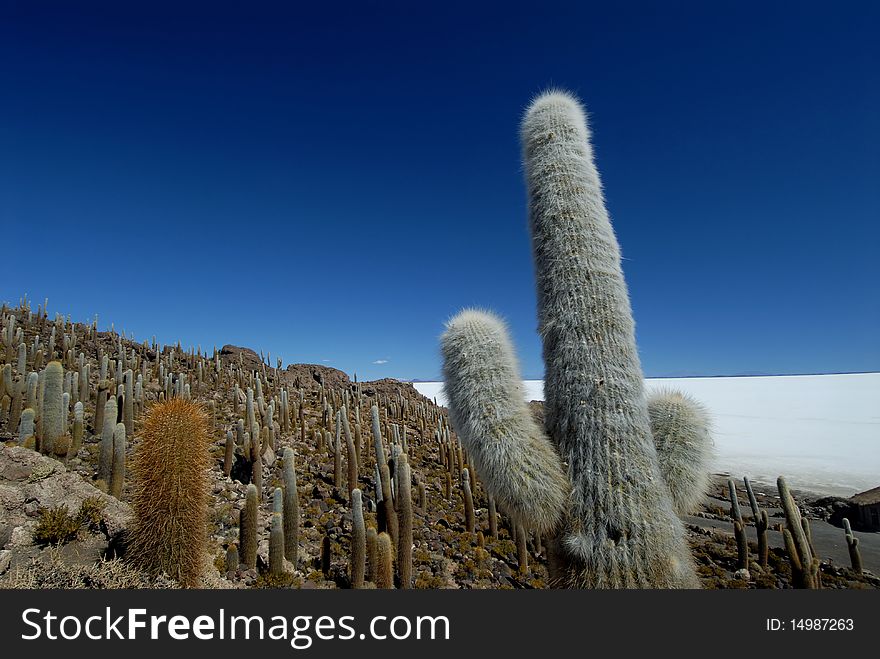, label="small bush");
[32,505,81,546]
[78,497,106,533]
